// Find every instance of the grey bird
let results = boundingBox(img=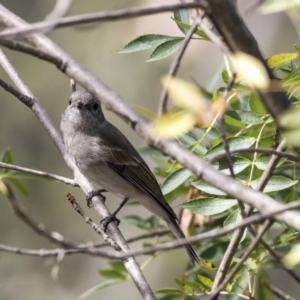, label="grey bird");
[60,90,199,264]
